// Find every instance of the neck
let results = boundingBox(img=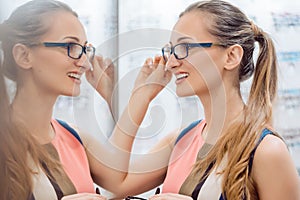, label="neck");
[198,85,244,143]
[11,86,57,144]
